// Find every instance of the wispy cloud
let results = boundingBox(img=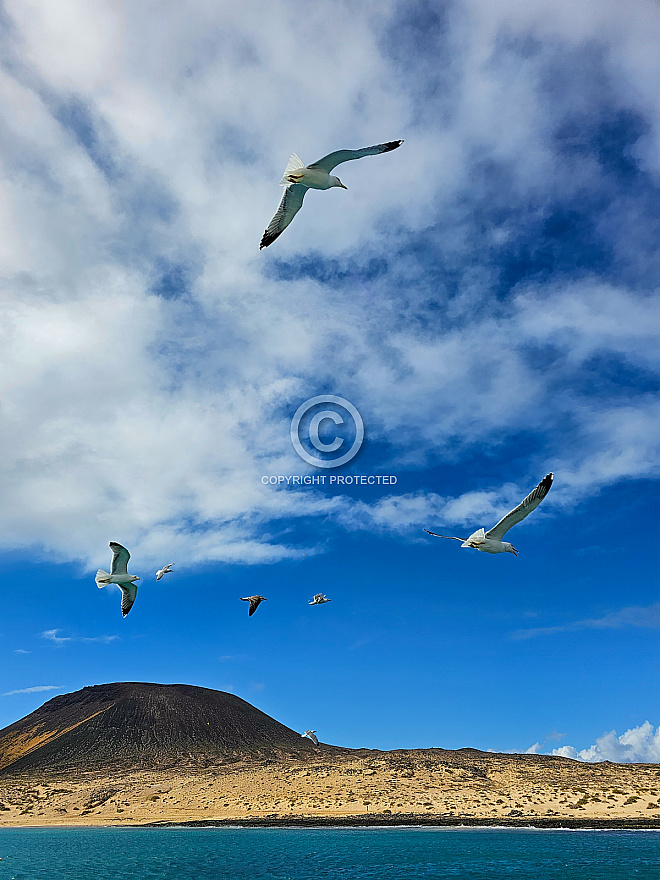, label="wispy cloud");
[3,685,61,696]
[545,729,567,742]
[512,603,660,639]
[13,649,30,654]
[41,629,118,646]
